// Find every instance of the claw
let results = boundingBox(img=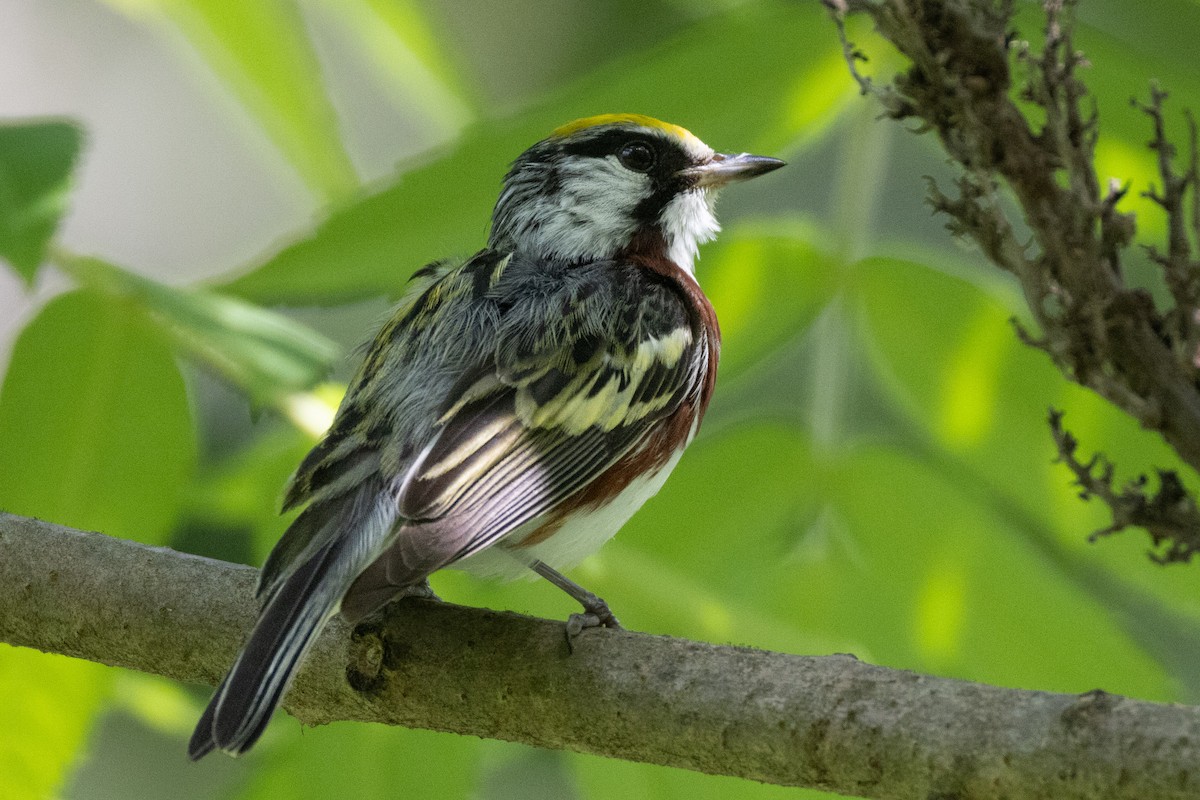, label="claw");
[577,595,621,631]
[562,596,622,652]
[565,612,595,640]
[528,559,623,650]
